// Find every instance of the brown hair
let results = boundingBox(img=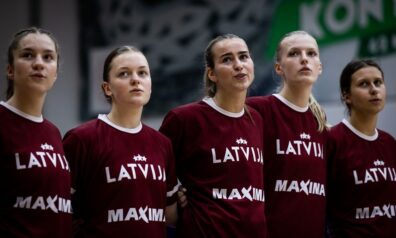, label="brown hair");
[203,34,256,124]
[203,33,245,97]
[101,45,142,103]
[6,27,60,99]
